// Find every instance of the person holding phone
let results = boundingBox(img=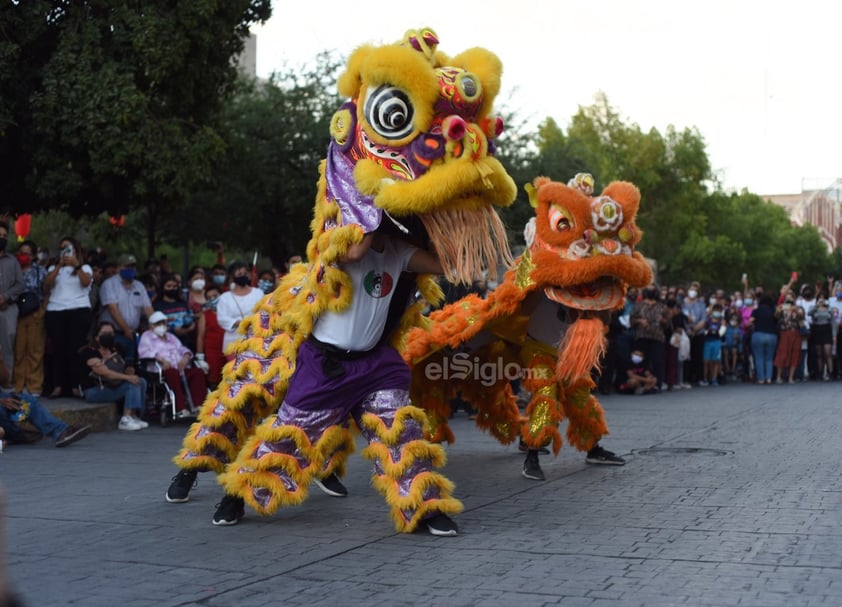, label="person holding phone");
[43,236,93,398]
